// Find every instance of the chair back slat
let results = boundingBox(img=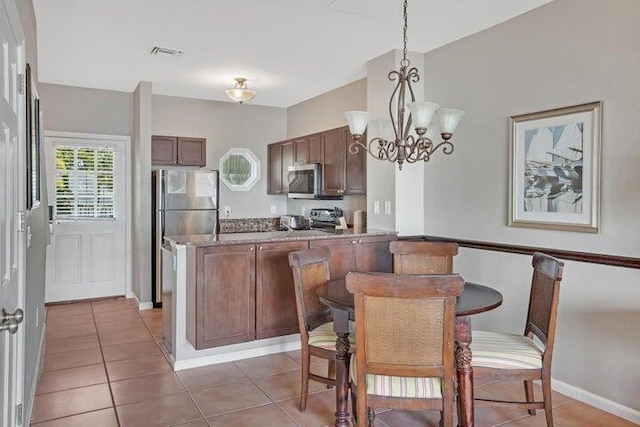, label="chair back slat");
[289,248,332,335]
[526,252,564,348]
[390,241,458,274]
[347,272,463,378]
